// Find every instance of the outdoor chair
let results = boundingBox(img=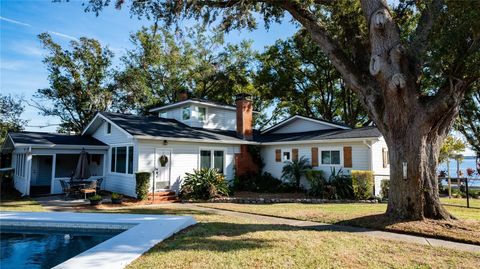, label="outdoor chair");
[80,180,97,200]
[96,178,104,192]
[59,180,76,200]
